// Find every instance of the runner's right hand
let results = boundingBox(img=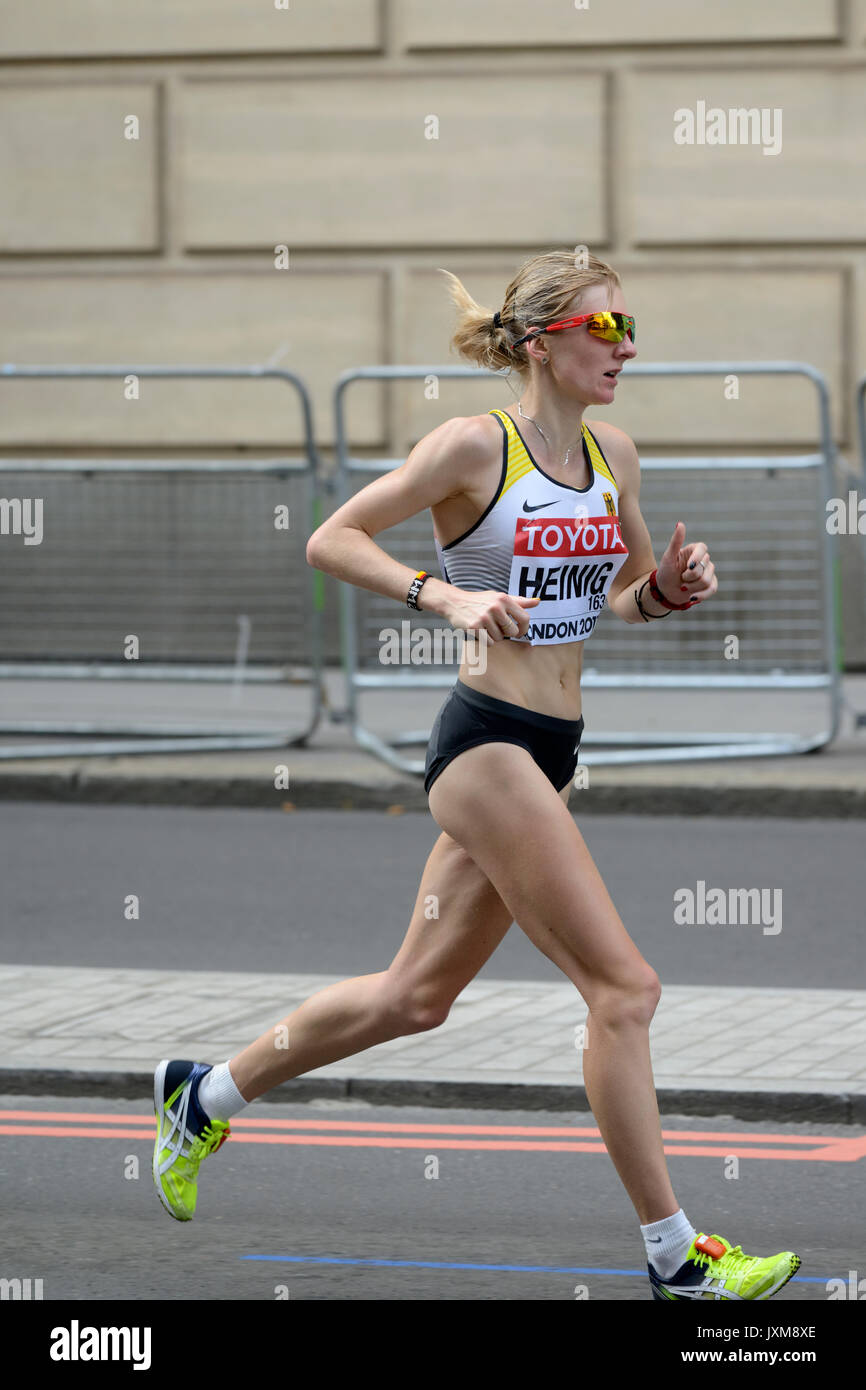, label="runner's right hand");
[441,589,540,641]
